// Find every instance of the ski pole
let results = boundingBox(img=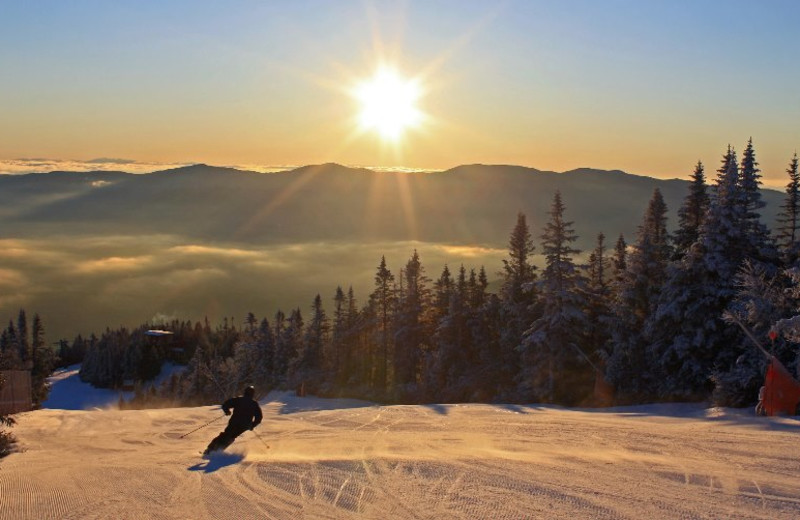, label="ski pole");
[180,413,226,439]
[251,429,271,450]
[202,361,228,401]
[726,311,772,359]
